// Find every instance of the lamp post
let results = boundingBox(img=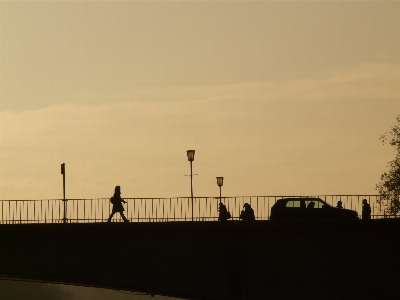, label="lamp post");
[61,163,67,223]
[216,177,224,204]
[187,150,195,221]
